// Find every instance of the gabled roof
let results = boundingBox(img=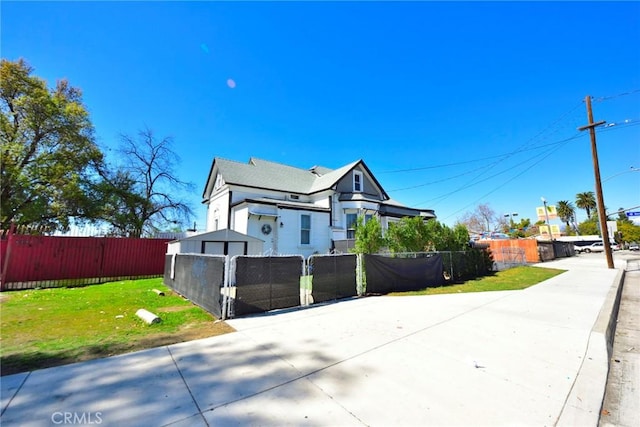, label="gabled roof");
[203,157,389,199]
